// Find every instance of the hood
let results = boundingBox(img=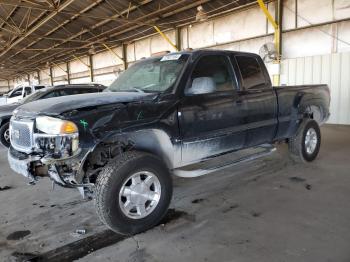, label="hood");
[0,103,20,118]
[16,92,157,117]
